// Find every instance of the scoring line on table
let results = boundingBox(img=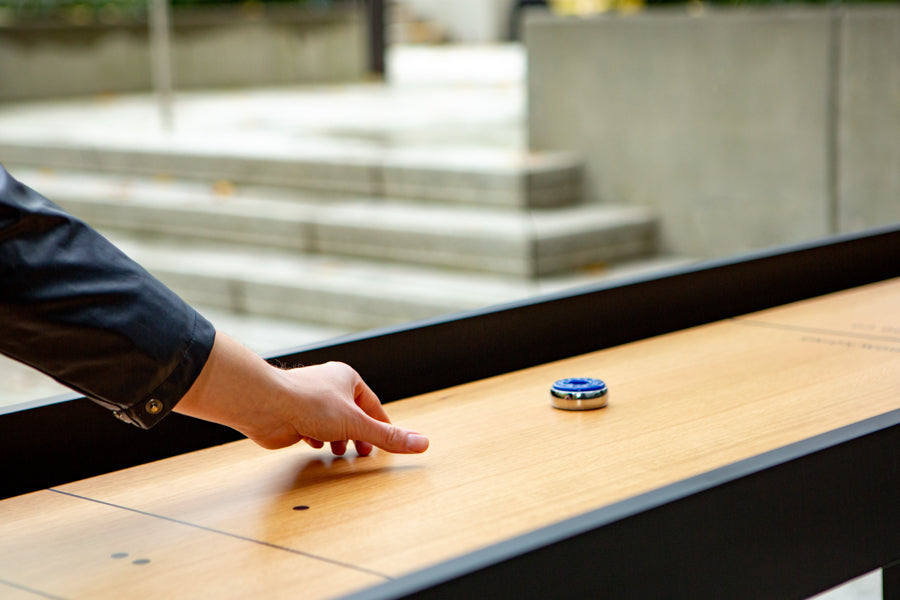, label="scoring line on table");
[729,317,900,345]
[0,578,68,600]
[46,488,394,581]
